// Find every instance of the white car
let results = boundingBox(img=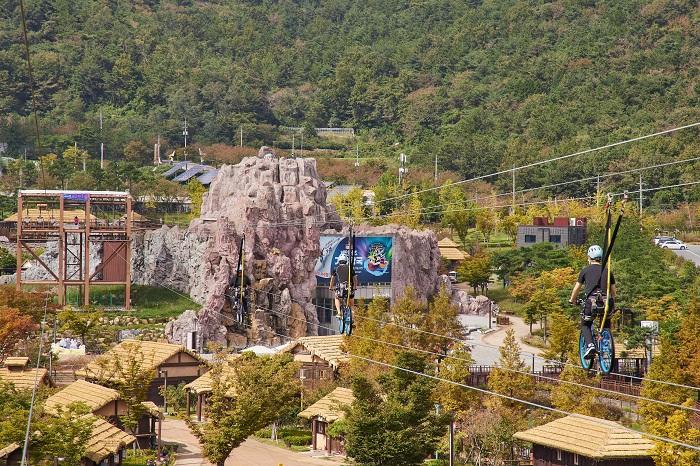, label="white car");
[654,236,675,246]
[661,240,687,250]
